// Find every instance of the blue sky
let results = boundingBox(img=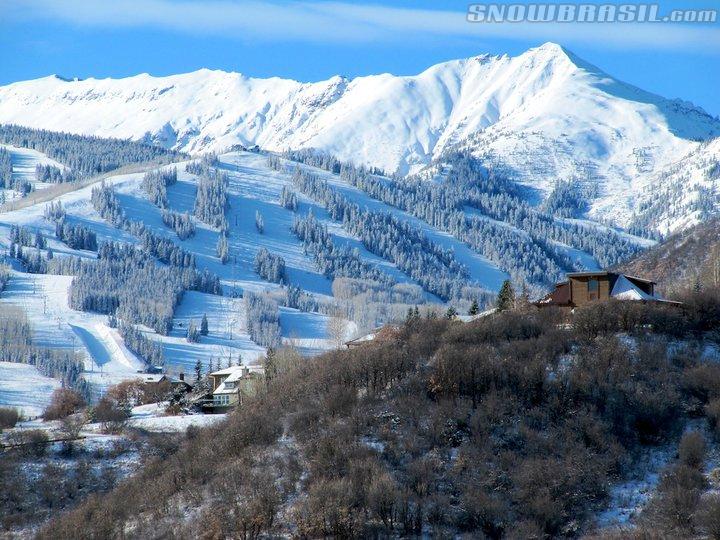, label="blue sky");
[1,0,719,115]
